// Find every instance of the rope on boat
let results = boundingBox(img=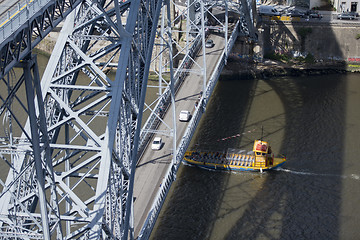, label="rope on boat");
[216,128,257,142]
